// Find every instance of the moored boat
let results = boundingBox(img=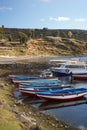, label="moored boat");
[19,85,71,96]
[8,69,54,83]
[12,77,58,84]
[37,88,87,101]
[51,58,87,80]
[8,75,41,83]
[19,79,64,88]
[8,74,39,79]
